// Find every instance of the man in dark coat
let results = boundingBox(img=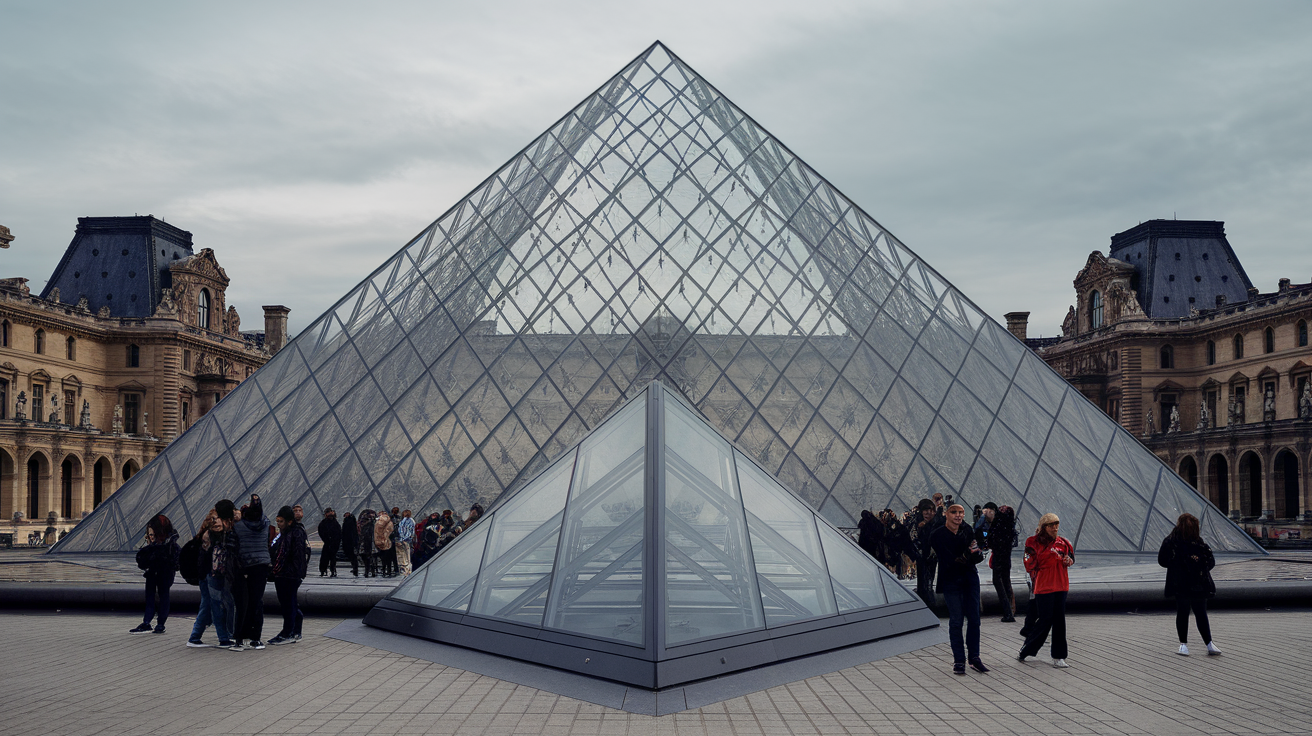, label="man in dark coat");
[317,508,342,578]
[911,499,941,607]
[340,511,359,577]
